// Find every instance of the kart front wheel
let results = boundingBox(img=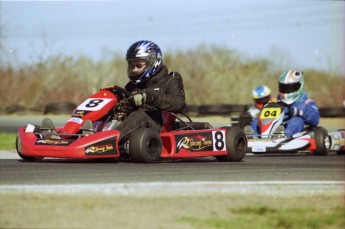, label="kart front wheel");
[313,127,330,156]
[216,127,247,162]
[16,135,43,162]
[129,128,162,163]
